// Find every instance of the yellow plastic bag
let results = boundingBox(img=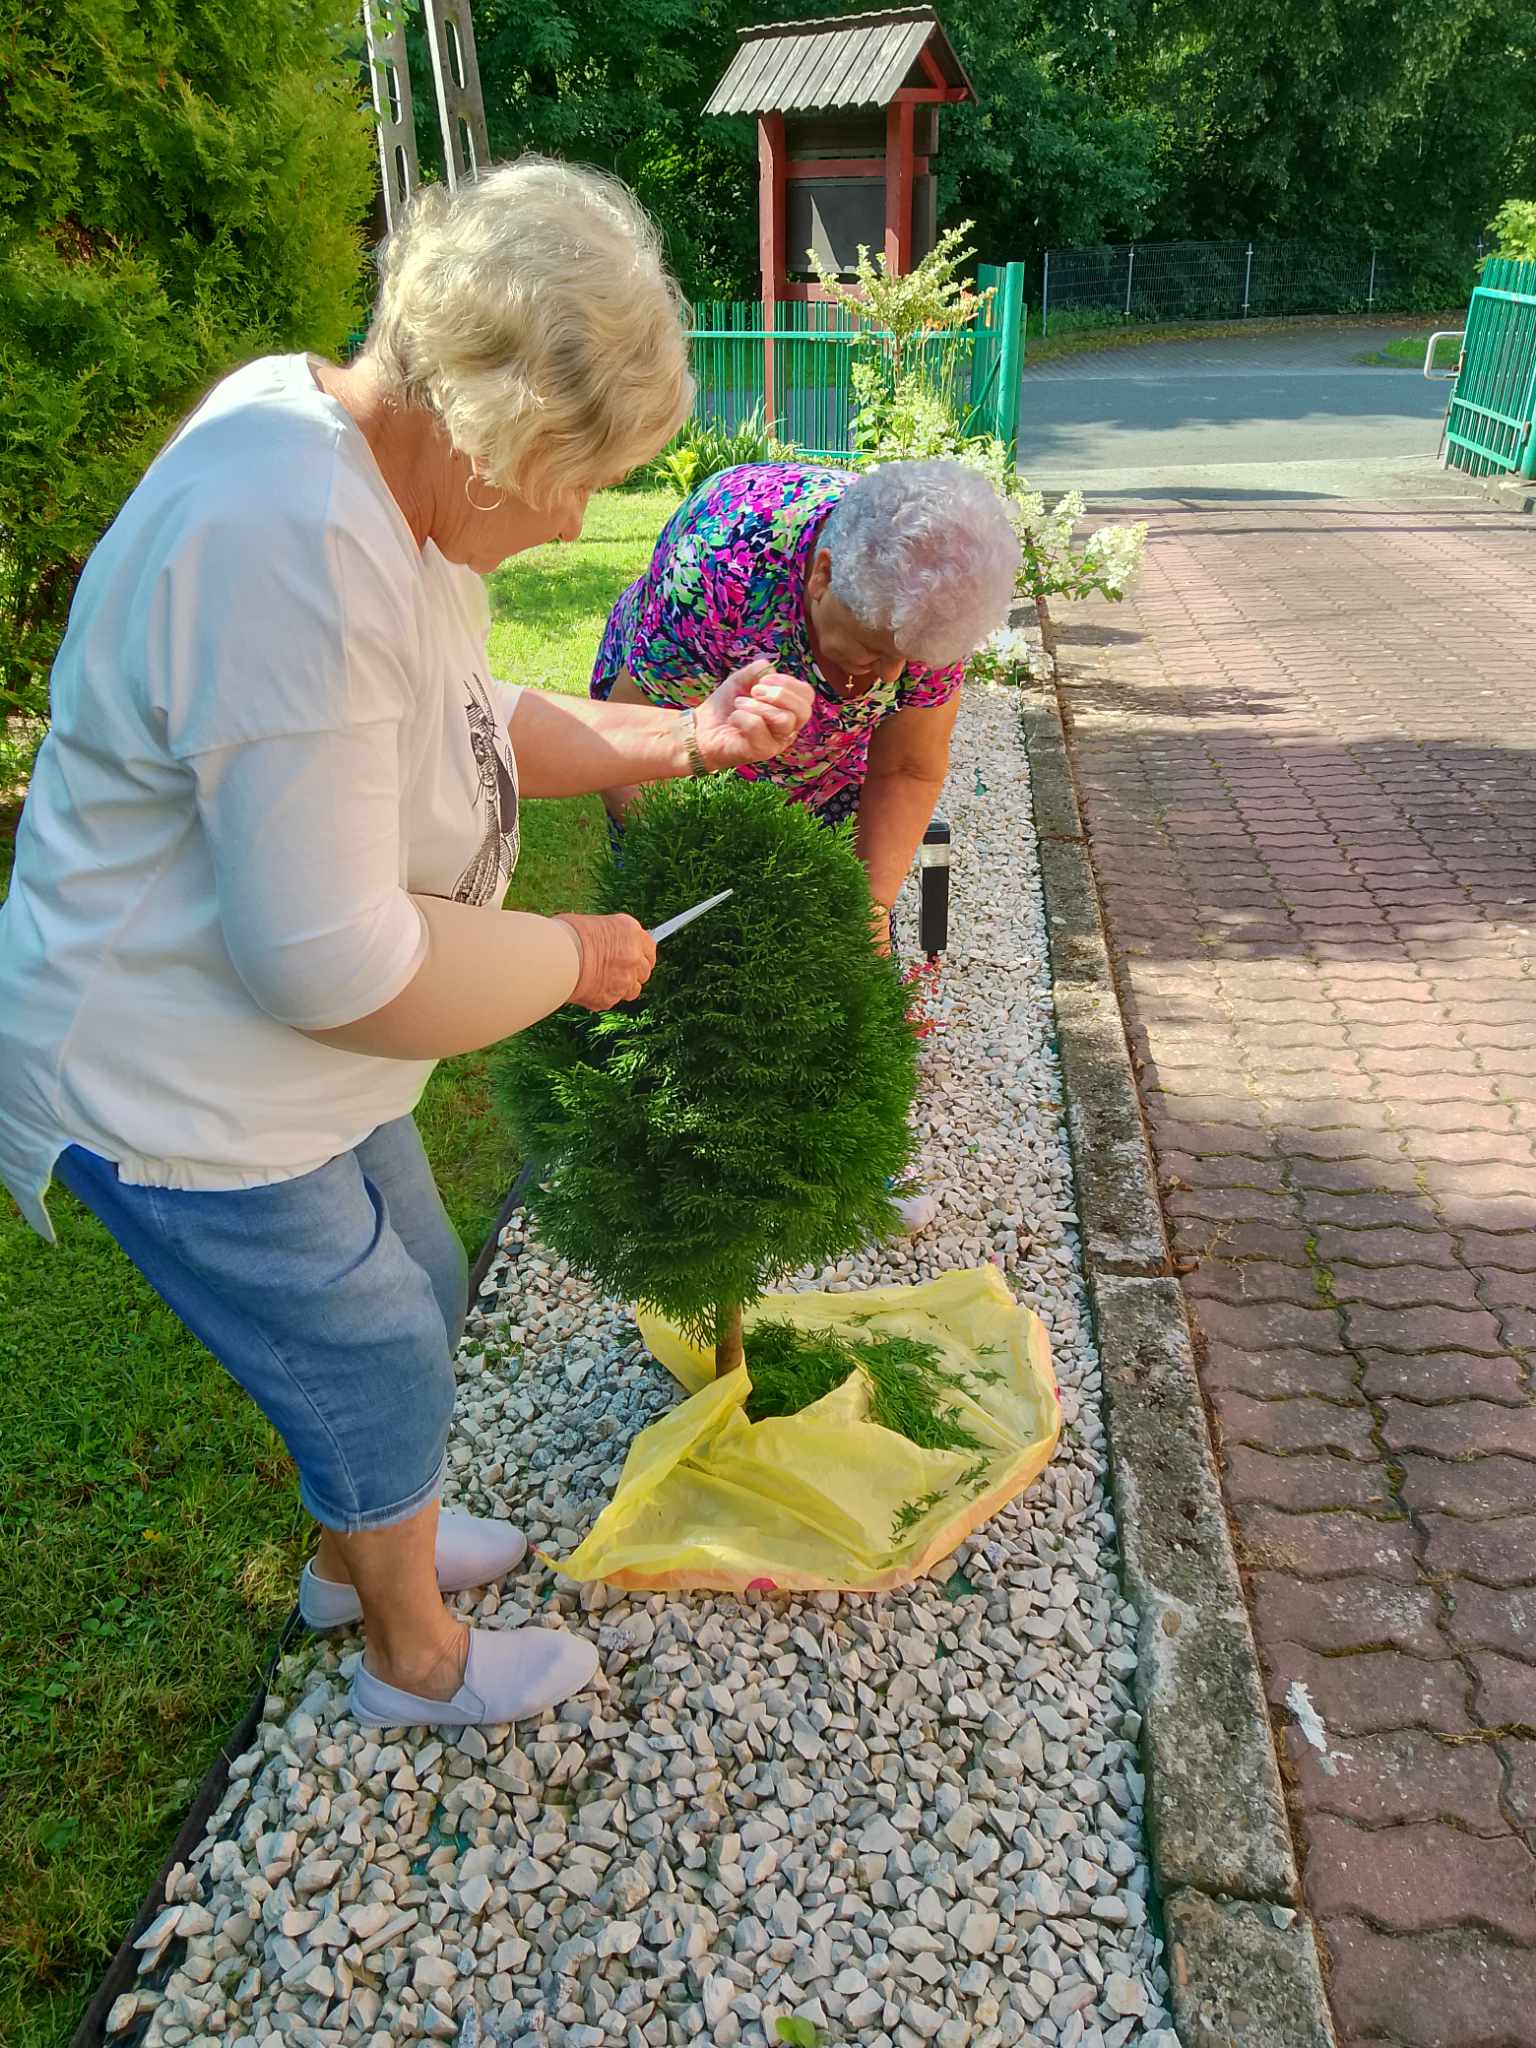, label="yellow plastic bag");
[550,1267,1060,1594]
